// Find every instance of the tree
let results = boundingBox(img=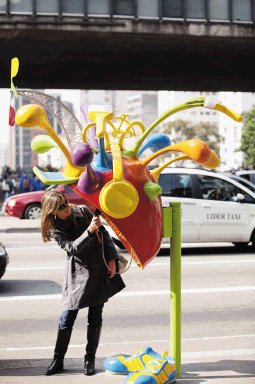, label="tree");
[240,106,255,168]
[161,119,222,153]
